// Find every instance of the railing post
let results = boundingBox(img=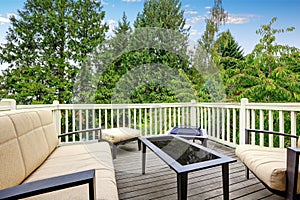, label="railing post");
[52,100,61,137]
[239,98,248,145]
[0,99,16,110]
[190,99,197,127]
